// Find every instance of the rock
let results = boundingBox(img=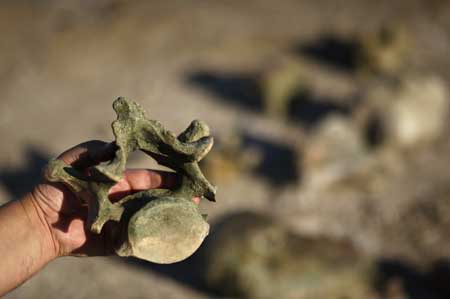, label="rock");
[365,75,449,148]
[203,212,372,299]
[258,57,308,119]
[201,134,261,185]
[357,25,412,78]
[380,185,450,263]
[301,115,368,189]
